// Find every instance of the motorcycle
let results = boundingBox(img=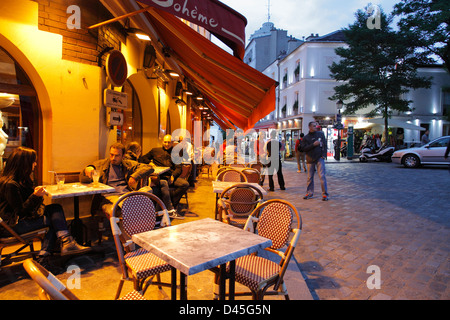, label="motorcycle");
[359,142,394,163]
